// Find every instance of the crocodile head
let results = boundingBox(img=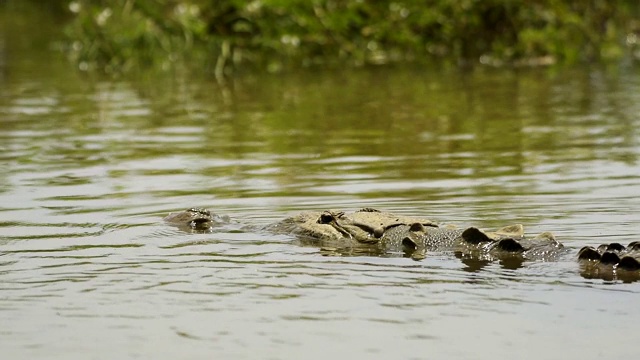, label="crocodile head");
[314,210,381,243]
[272,208,439,248]
[274,210,383,243]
